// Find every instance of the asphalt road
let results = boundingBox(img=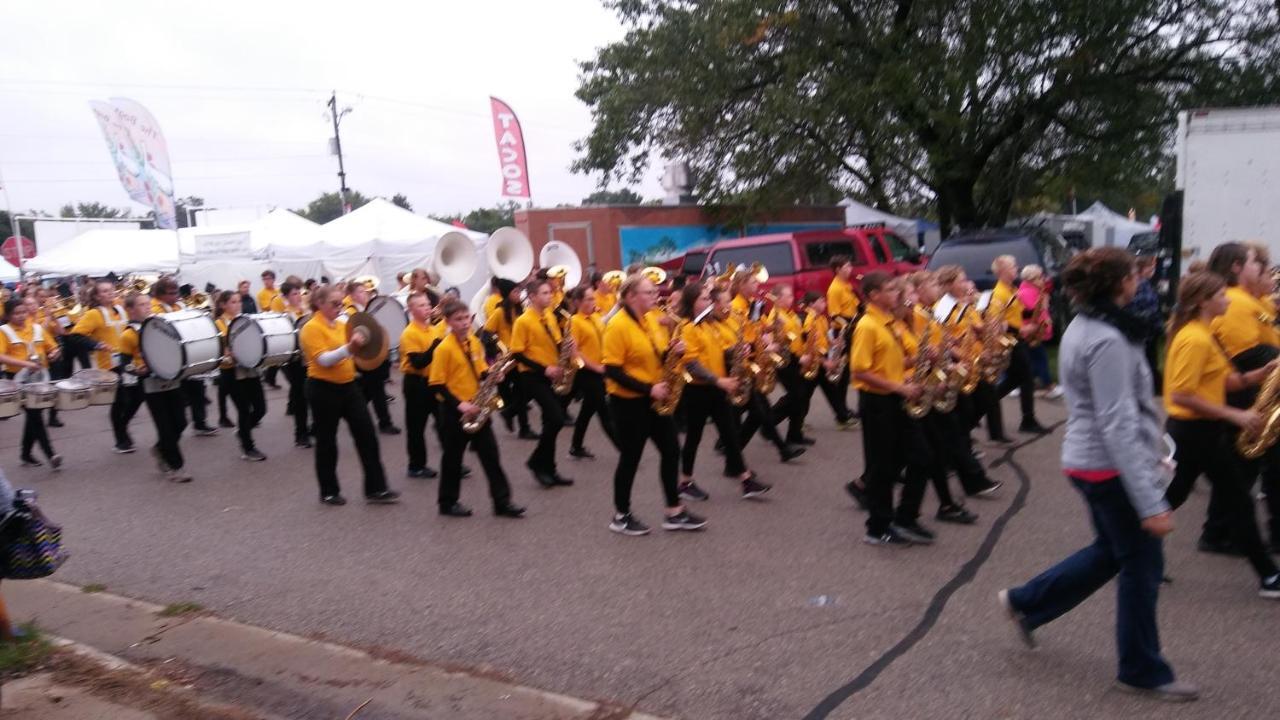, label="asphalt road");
[2,378,1276,719]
